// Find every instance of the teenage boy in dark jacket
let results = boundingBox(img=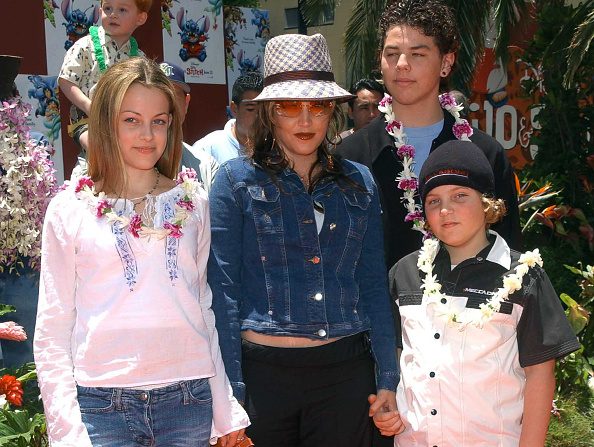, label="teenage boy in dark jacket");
[337,0,521,270]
